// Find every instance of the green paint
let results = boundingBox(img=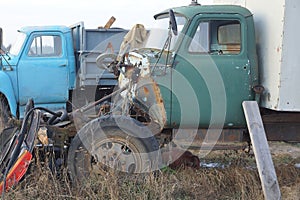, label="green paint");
[153,5,258,128]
